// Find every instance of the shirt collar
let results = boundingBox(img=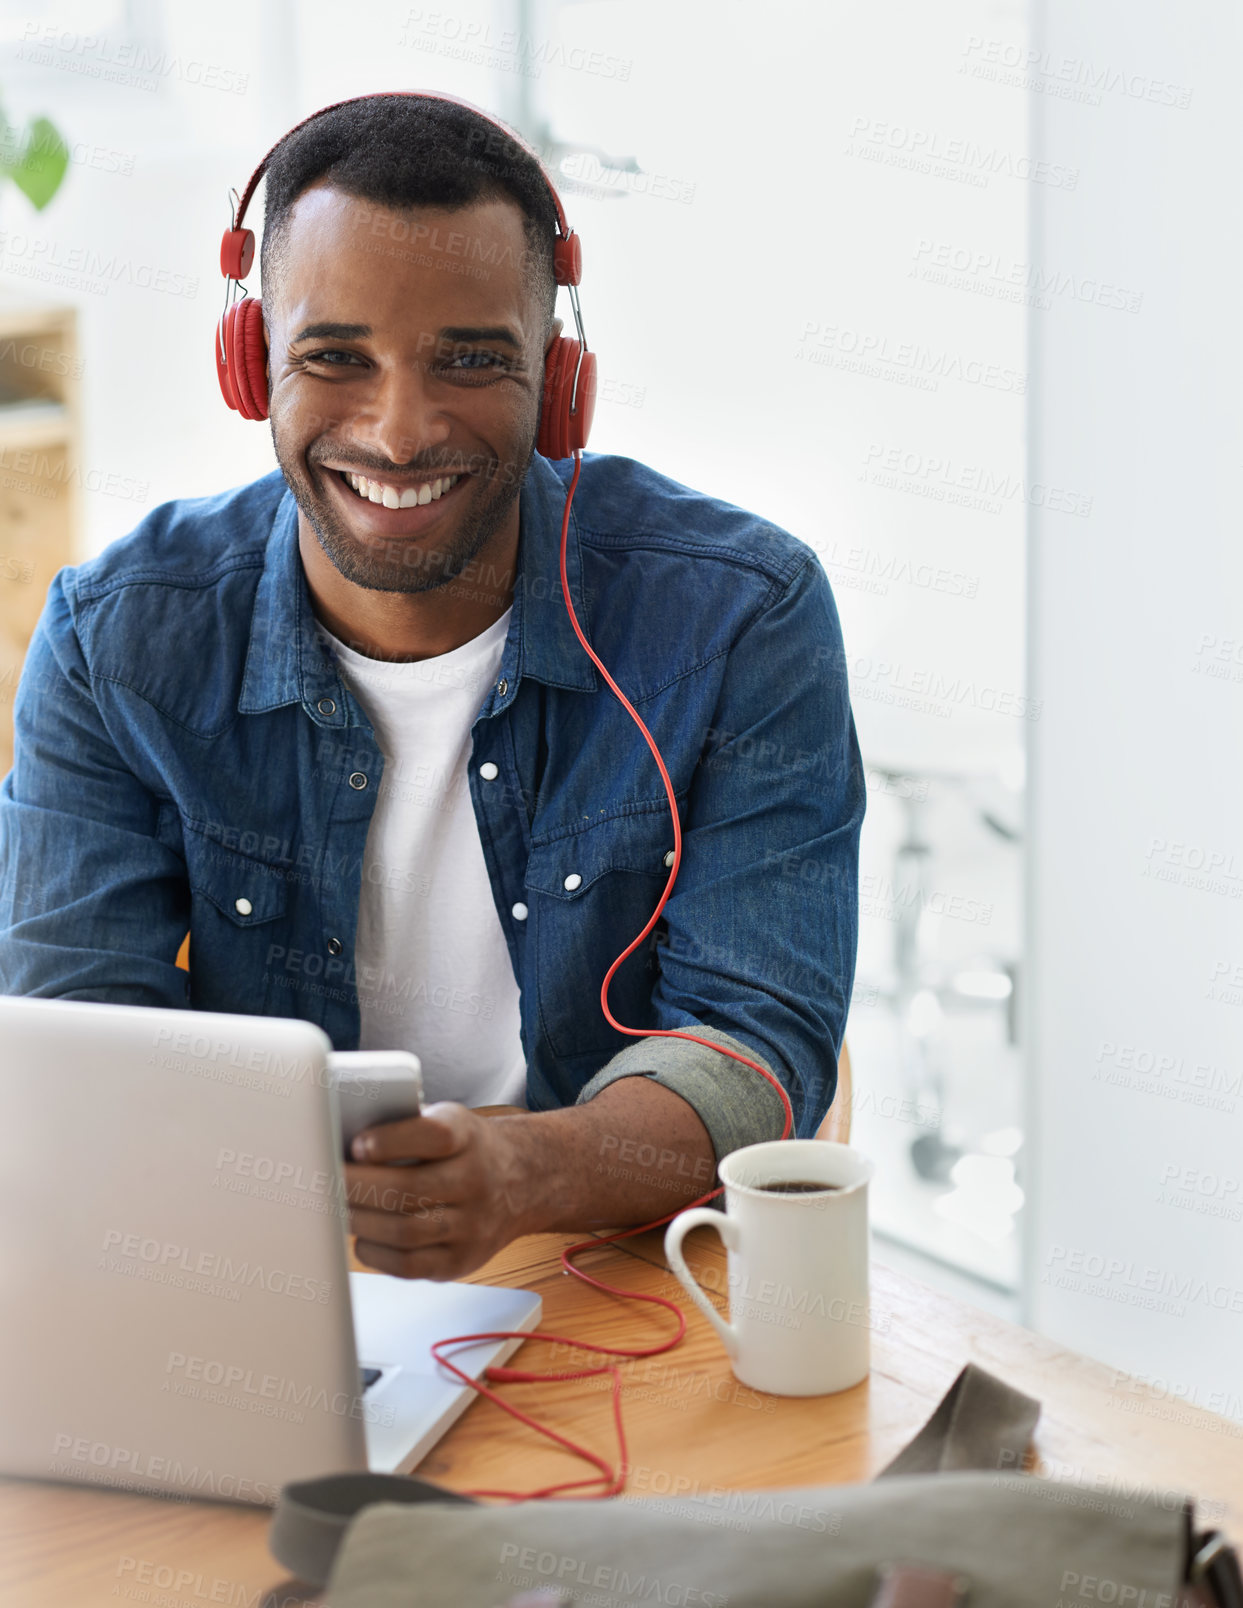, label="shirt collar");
[239,453,599,719]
